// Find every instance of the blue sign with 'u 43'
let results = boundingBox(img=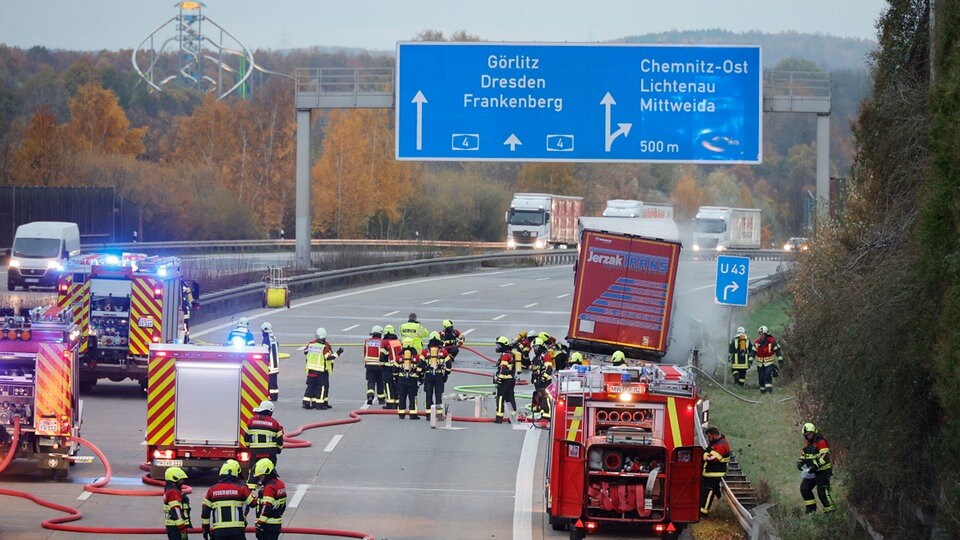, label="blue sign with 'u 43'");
[396,42,761,163]
[715,255,750,306]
